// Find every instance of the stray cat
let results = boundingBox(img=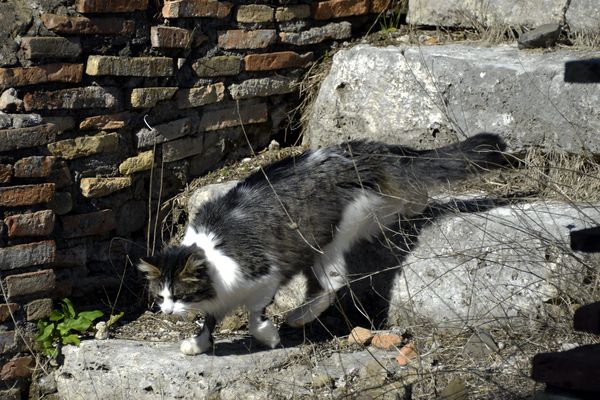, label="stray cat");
[138,133,507,355]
